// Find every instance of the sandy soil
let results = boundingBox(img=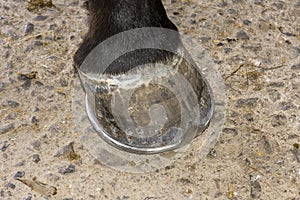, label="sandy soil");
[0,0,299,199]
